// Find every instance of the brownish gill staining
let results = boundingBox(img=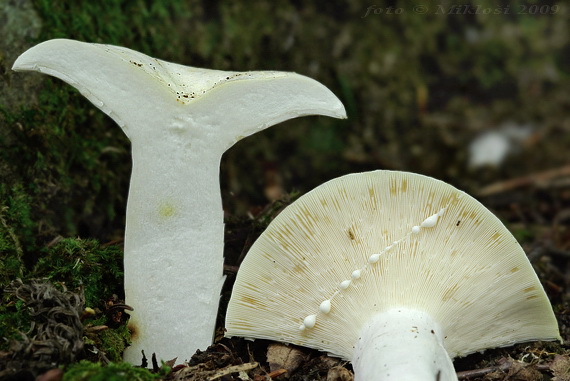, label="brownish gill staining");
[366,186,379,210]
[510,267,520,273]
[338,186,350,200]
[129,60,143,67]
[490,232,501,241]
[298,207,319,228]
[331,197,342,211]
[526,295,540,300]
[240,295,261,307]
[272,232,292,251]
[389,182,397,196]
[442,283,460,302]
[389,178,408,196]
[523,286,536,293]
[348,228,356,240]
[292,263,305,275]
